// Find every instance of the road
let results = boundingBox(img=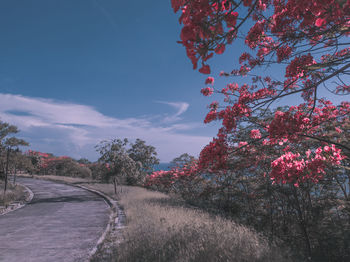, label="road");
[0,177,110,262]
